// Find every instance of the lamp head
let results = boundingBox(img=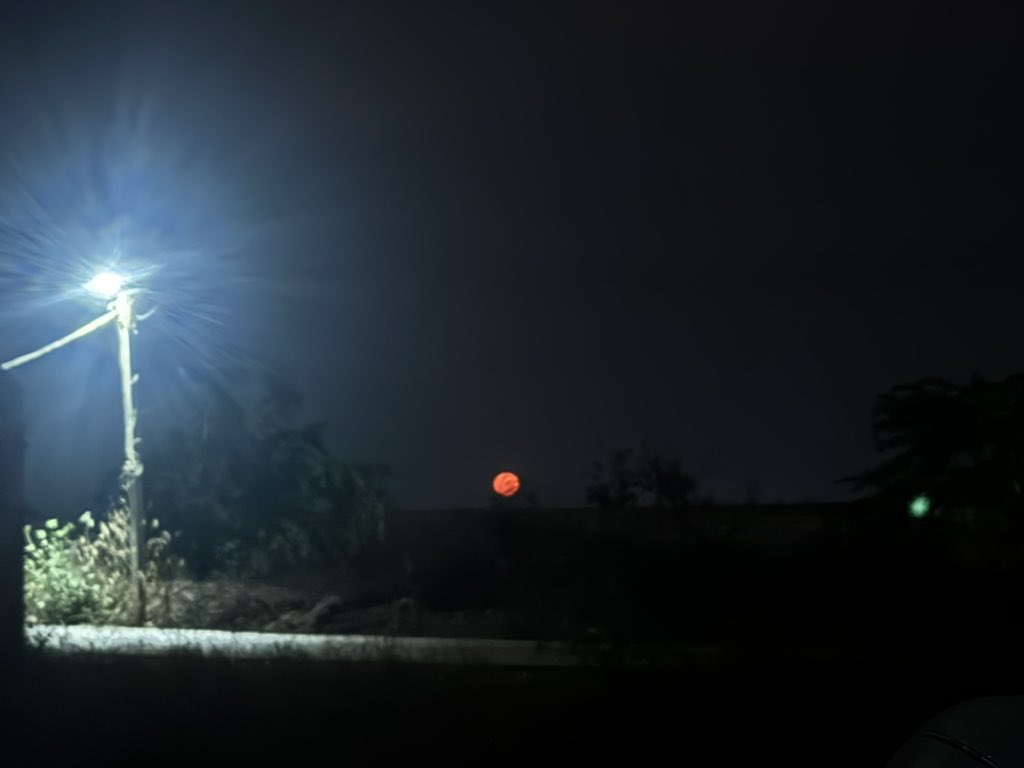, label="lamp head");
[84,271,126,299]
